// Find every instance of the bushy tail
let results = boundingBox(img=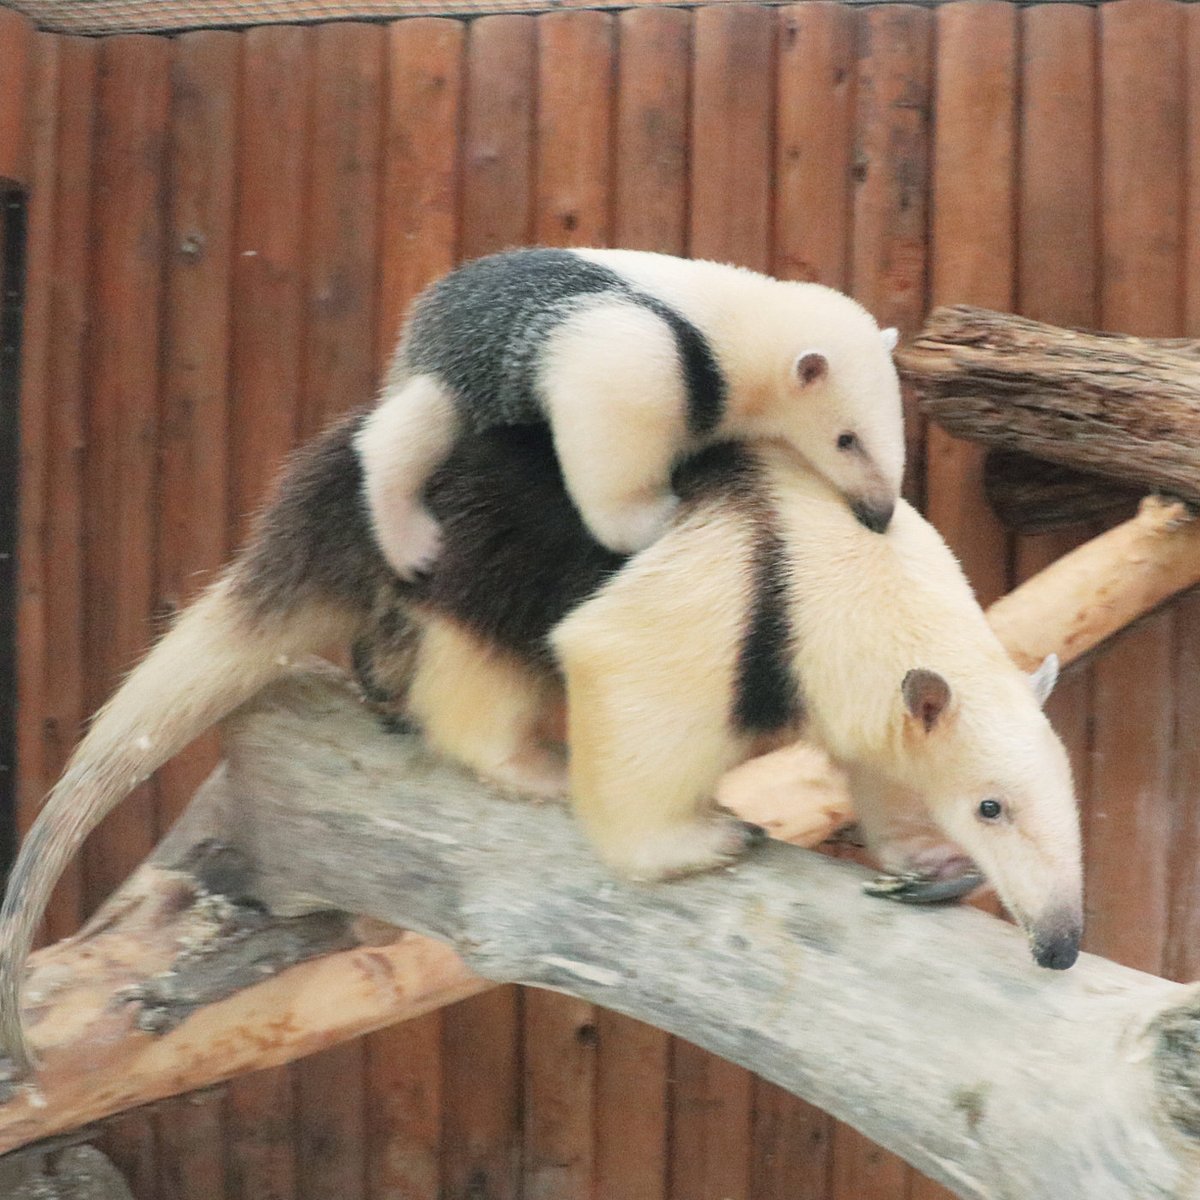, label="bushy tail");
[0,577,357,1074]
